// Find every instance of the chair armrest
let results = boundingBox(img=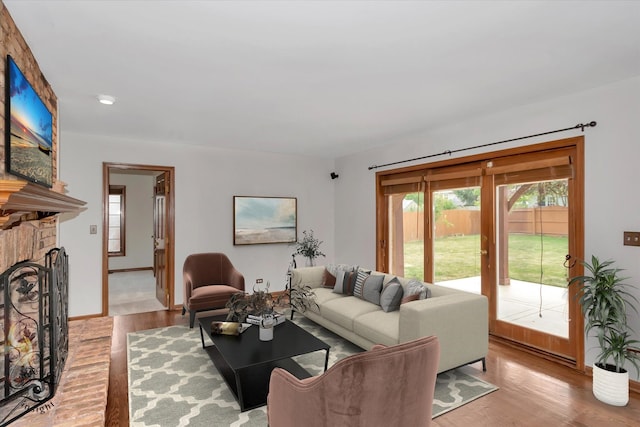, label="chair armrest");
[267,368,322,426]
[227,267,245,291]
[183,270,195,301]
